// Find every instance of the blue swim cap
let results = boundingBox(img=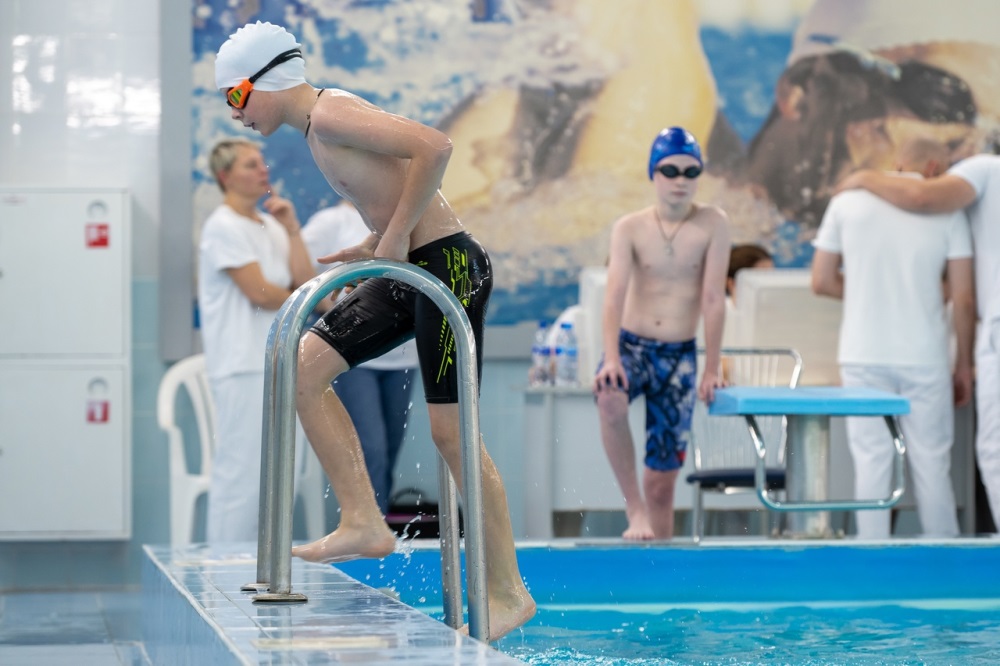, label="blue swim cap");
[648,127,703,180]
